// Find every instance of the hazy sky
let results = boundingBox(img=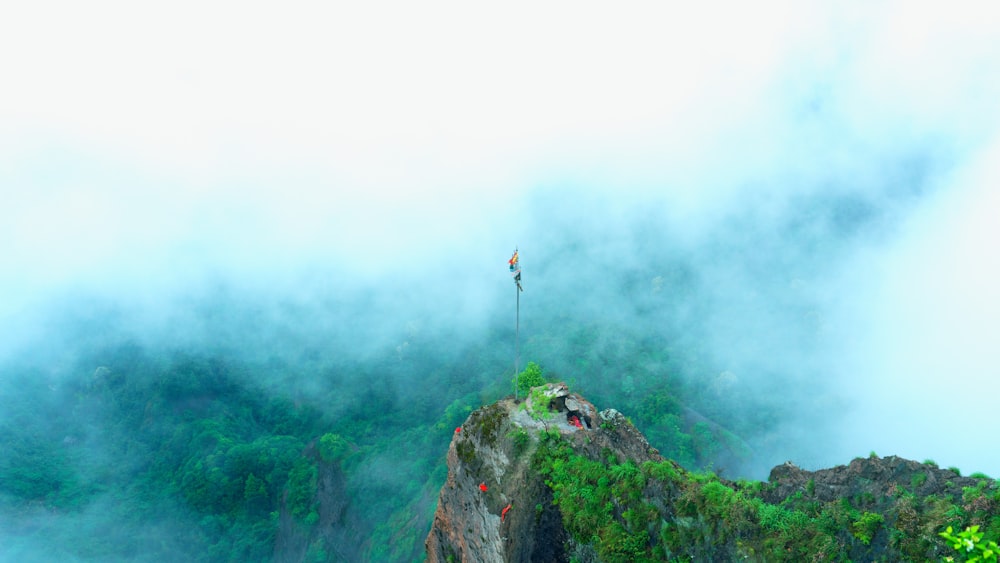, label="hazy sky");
[3,2,1000,473]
